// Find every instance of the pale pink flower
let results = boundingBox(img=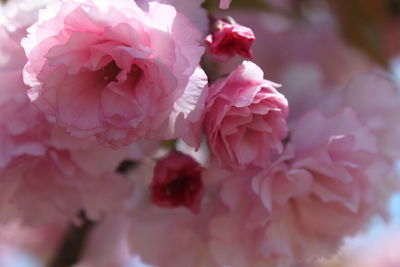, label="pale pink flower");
[0,4,157,224]
[0,88,153,224]
[204,61,288,170]
[206,108,392,267]
[249,108,391,263]
[150,151,204,213]
[128,206,220,267]
[206,19,255,60]
[209,170,277,267]
[22,0,206,148]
